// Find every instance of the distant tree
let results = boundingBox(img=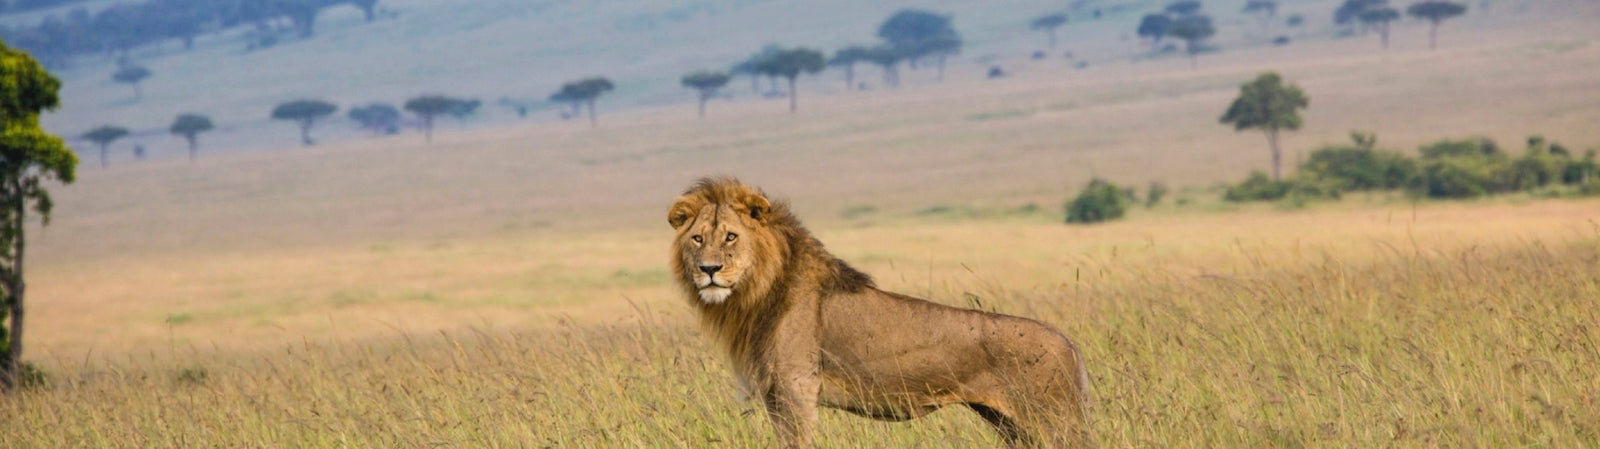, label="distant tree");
[497,97,536,118]
[1065,179,1128,224]
[1407,1,1466,50]
[876,9,961,77]
[348,103,400,135]
[862,45,904,87]
[1168,14,1215,69]
[403,95,454,143]
[446,98,480,126]
[1286,14,1305,27]
[1242,0,1277,31]
[1358,7,1401,48]
[1030,13,1069,49]
[548,88,582,119]
[111,65,151,100]
[1335,0,1388,29]
[1137,14,1173,49]
[553,77,614,127]
[0,41,78,390]
[269,99,337,147]
[168,113,214,162]
[81,125,129,168]
[828,46,872,89]
[732,45,783,95]
[754,47,826,113]
[1220,72,1309,180]
[681,71,731,118]
[1165,1,1203,16]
